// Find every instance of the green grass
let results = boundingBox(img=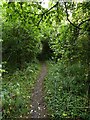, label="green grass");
[2,61,41,119]
[44,61,89,119]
